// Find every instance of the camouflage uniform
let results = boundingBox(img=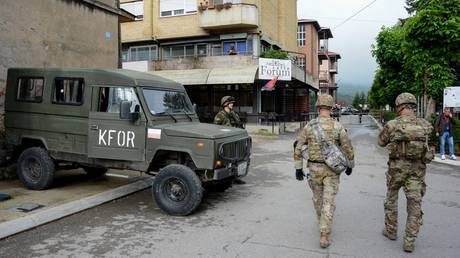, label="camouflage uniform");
[378,93,433,251]
[214,110,240,128]
[294,96,354,237]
